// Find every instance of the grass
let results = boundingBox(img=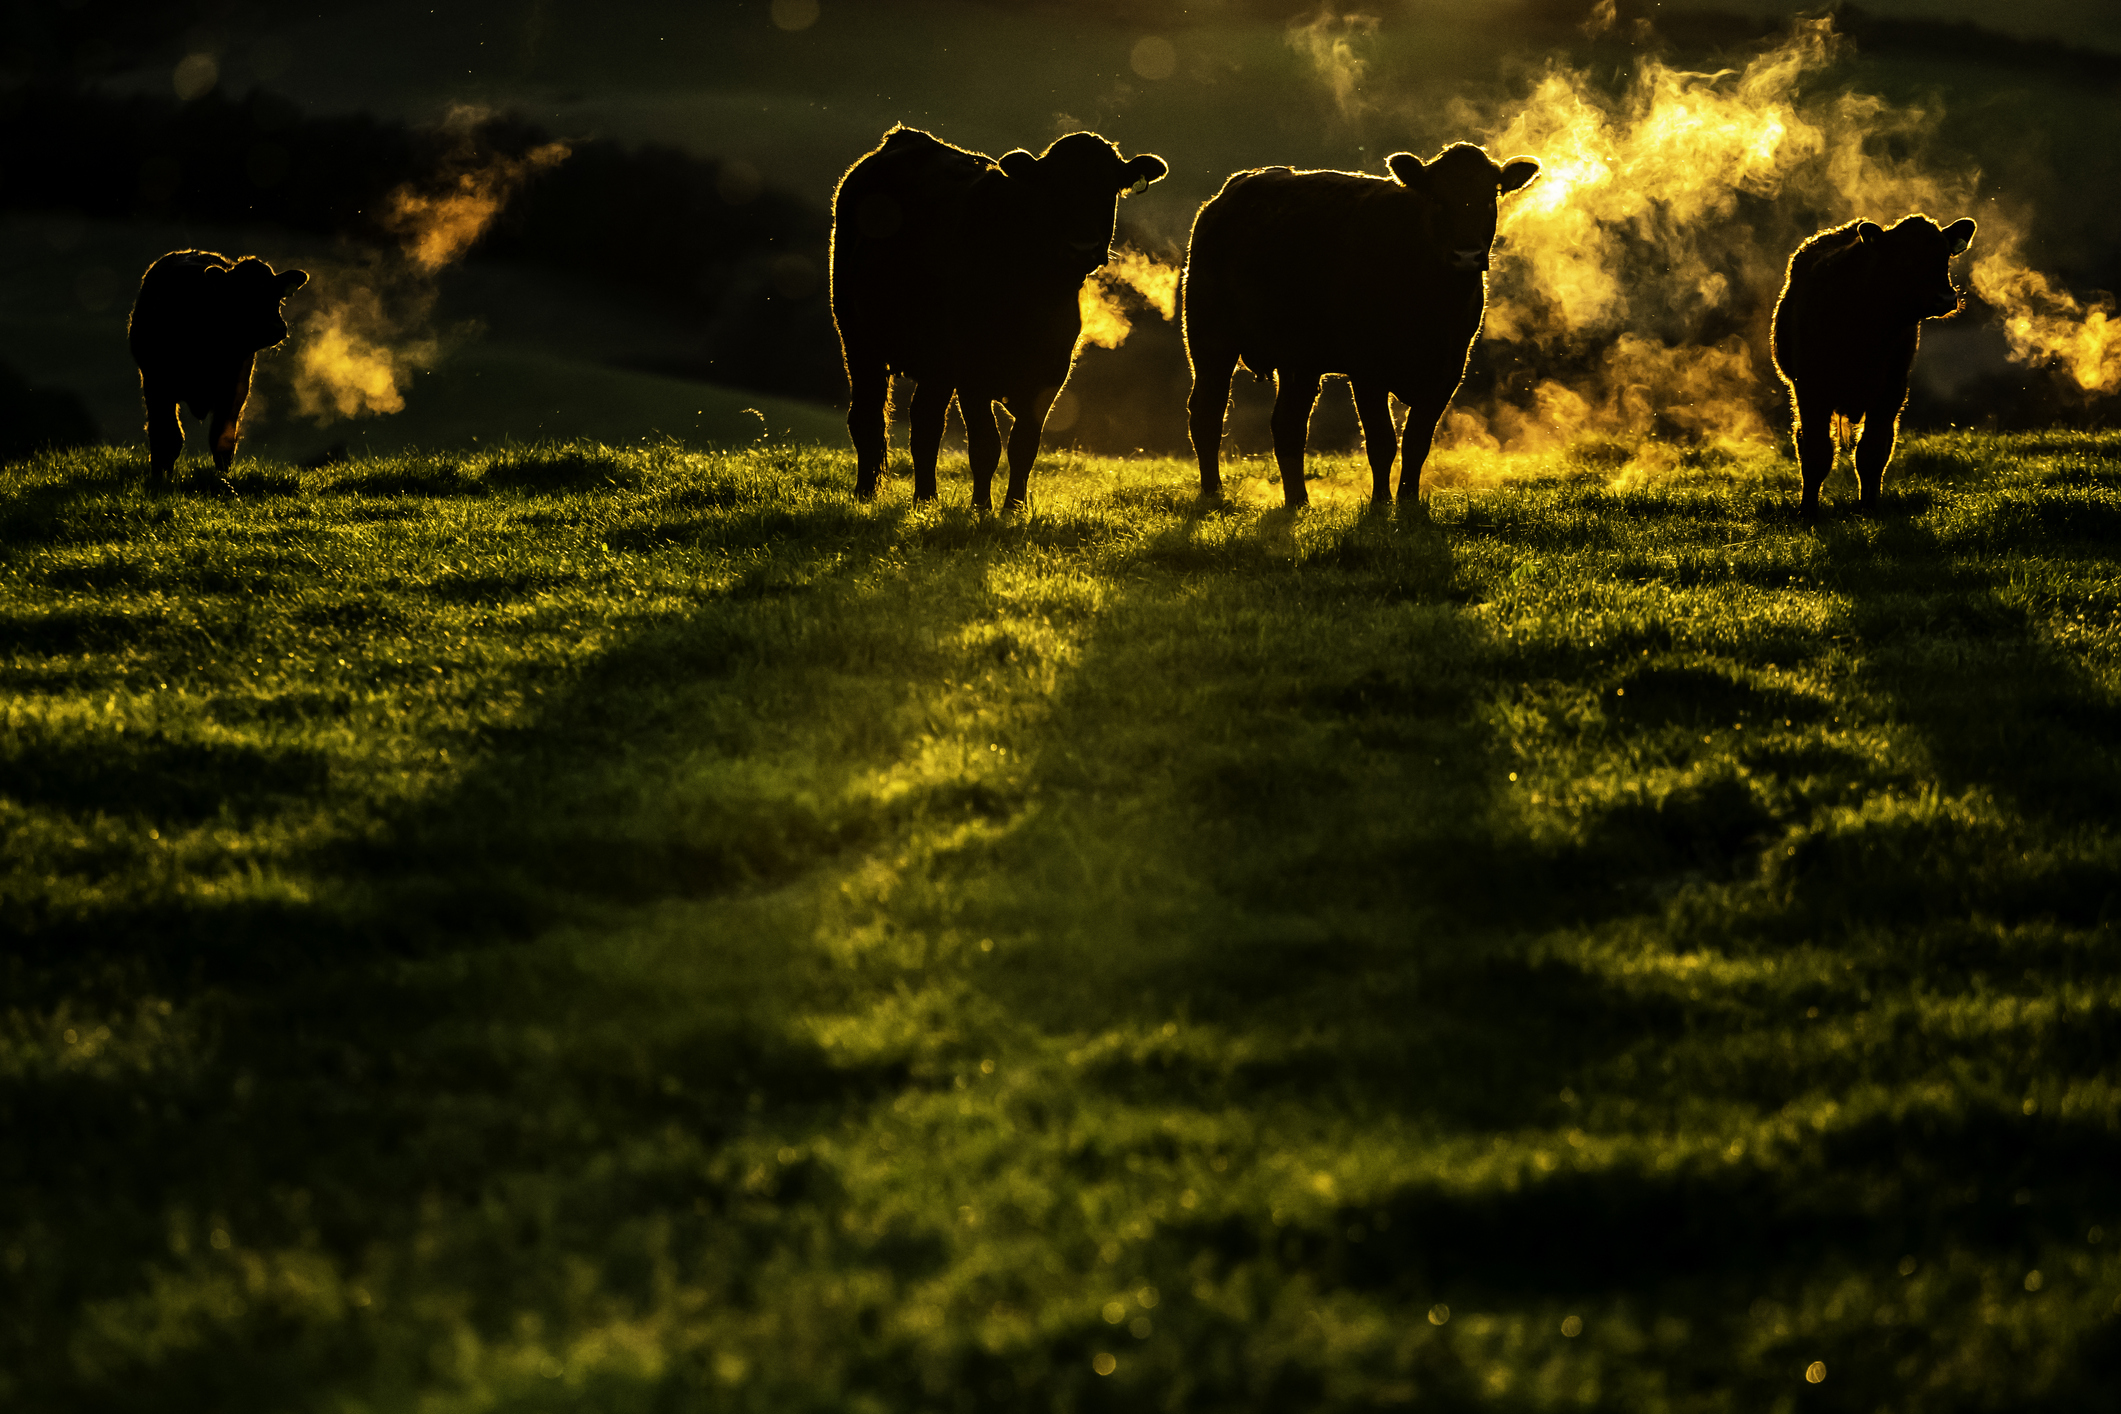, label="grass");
[3,430,2120,1412]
